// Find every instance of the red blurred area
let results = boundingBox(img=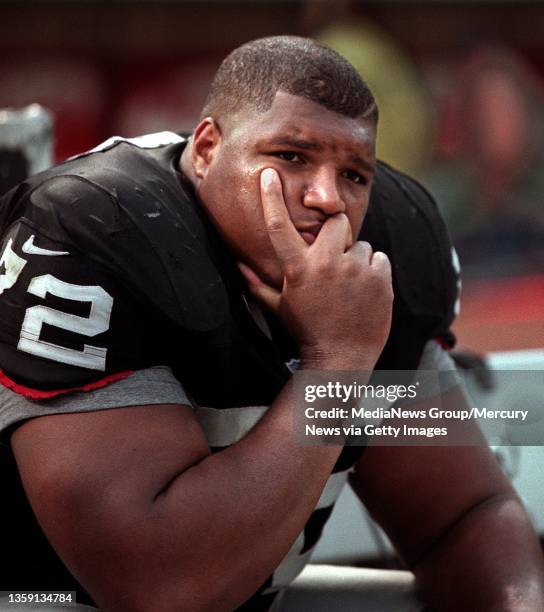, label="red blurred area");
[454,276,544,352]
[0,53,221,161]
[0,57,107,161]
[0,2,542,356]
